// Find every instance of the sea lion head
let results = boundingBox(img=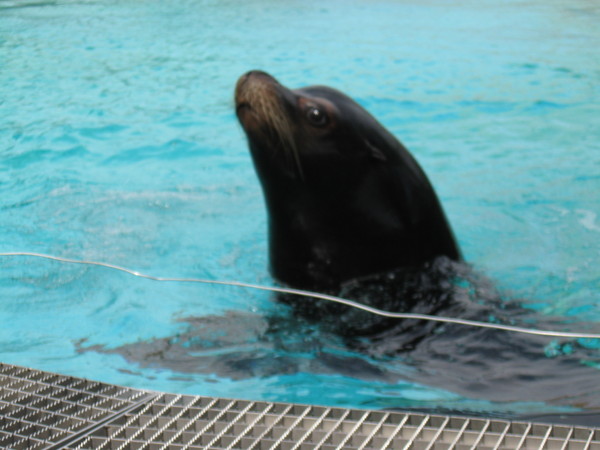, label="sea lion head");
[235,70,460,293]
[235,70,402,185]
